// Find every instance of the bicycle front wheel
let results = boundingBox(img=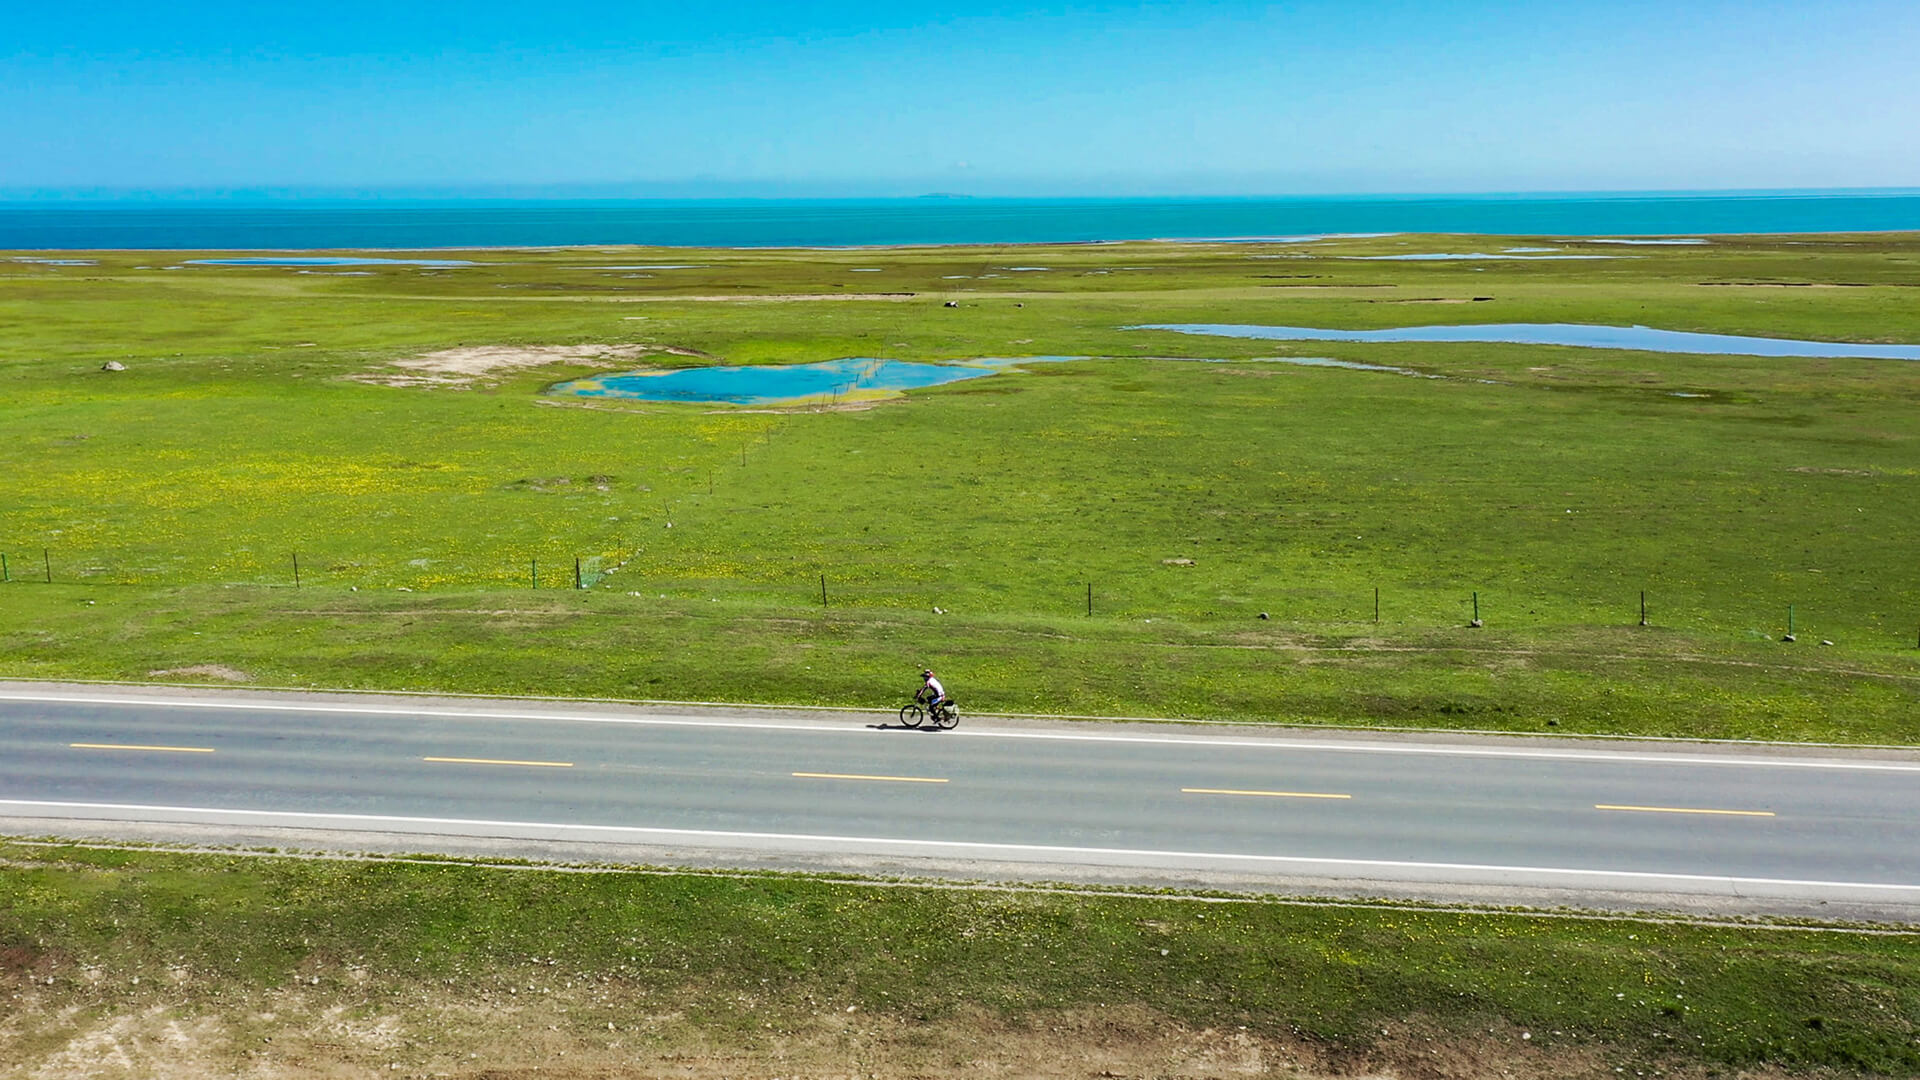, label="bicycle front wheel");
[898,703,925,728]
